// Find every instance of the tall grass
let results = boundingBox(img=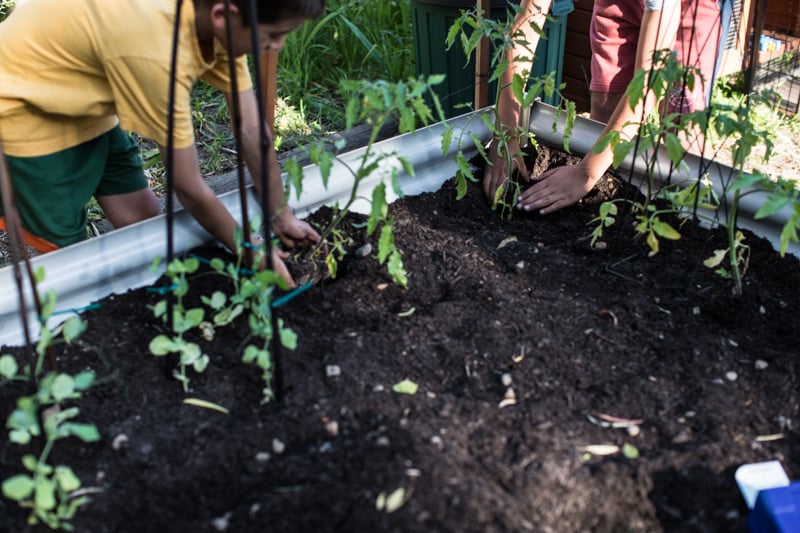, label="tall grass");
[276,0,415,136]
